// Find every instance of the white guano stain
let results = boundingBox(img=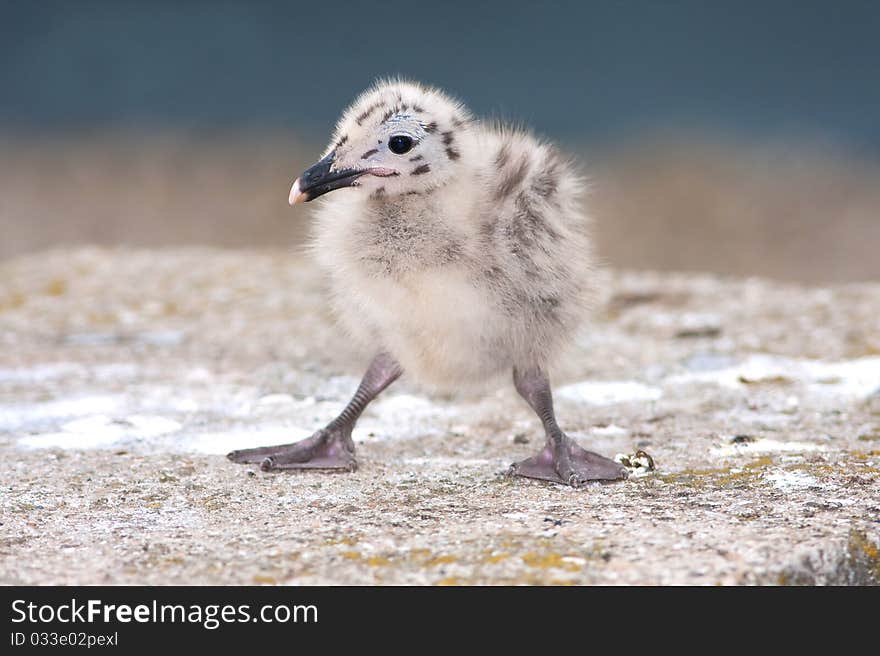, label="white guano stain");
[18,414,182,449]
[712,438,826,457]
[1,395,125,432]
[669,354,880,399]
[556,381,663,405]
[764,469,819,492]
